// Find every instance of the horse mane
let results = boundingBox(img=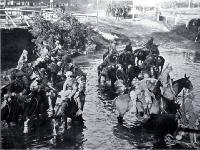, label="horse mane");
[172,78,185,85]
